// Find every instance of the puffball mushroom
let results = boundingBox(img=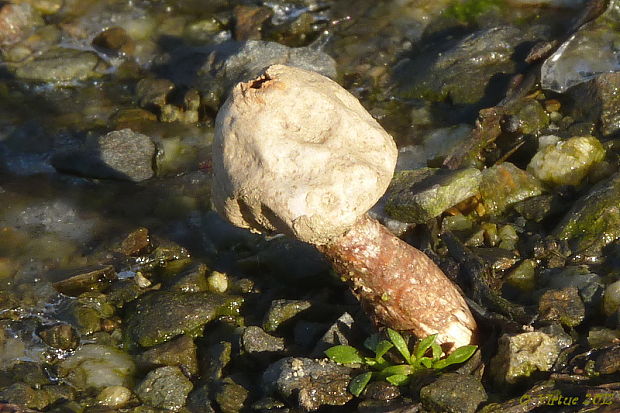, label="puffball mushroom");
[212,64,477,350]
